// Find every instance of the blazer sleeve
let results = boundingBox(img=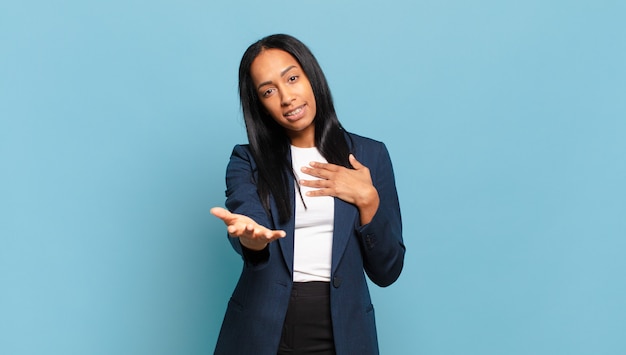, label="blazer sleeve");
[223,145,273,268]
[356,142,405,287]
